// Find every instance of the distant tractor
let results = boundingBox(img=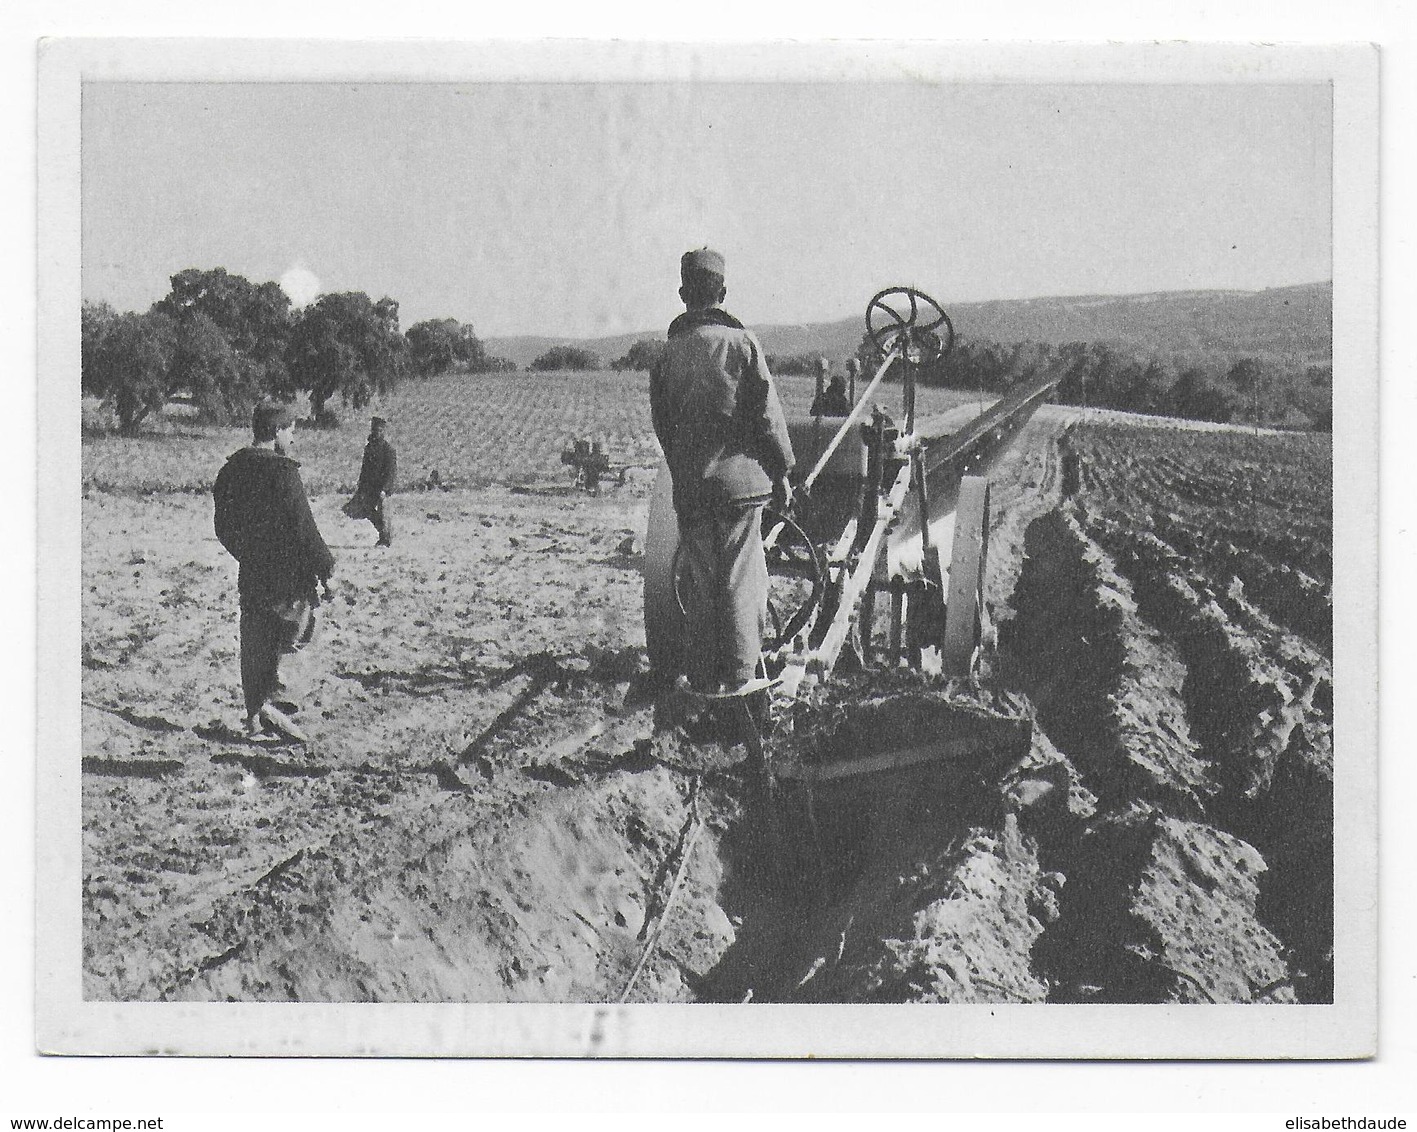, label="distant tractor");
[561,437,630,494]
